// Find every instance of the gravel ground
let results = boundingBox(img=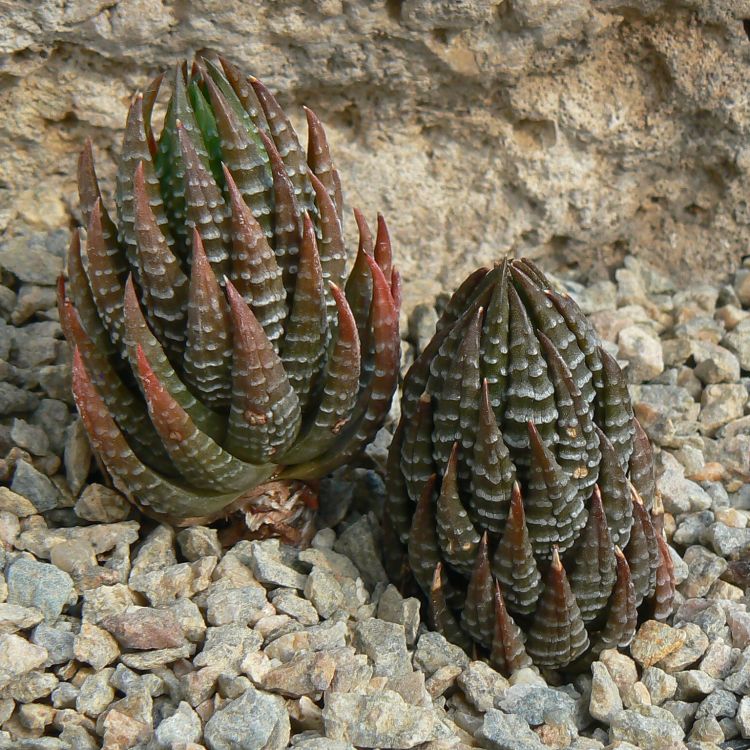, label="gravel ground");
[0,234,748,750]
